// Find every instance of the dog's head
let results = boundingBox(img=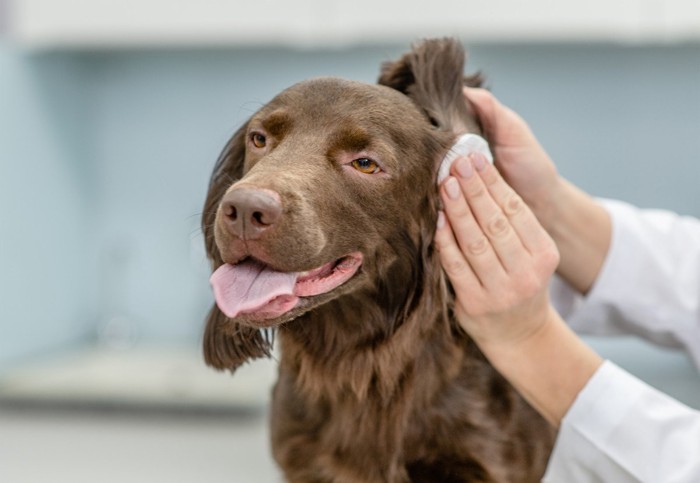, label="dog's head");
[202,38,482,370]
